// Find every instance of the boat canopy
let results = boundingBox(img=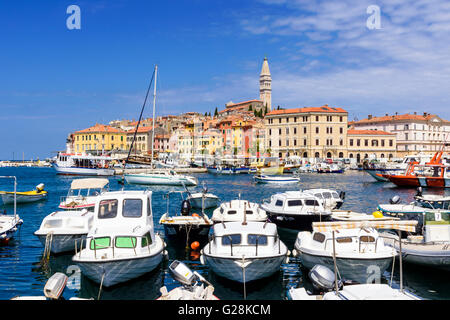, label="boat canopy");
[313,220,417,233]
[70,178,109,190]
